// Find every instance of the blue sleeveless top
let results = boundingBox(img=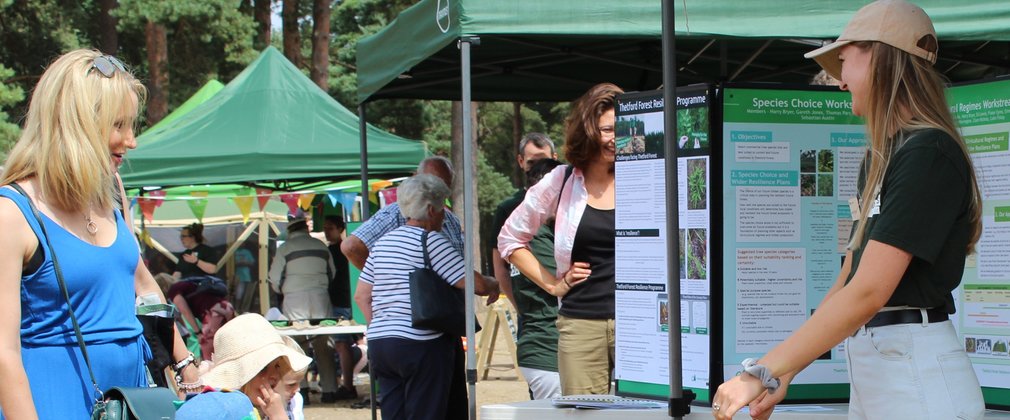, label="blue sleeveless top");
[0,188,143,345]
